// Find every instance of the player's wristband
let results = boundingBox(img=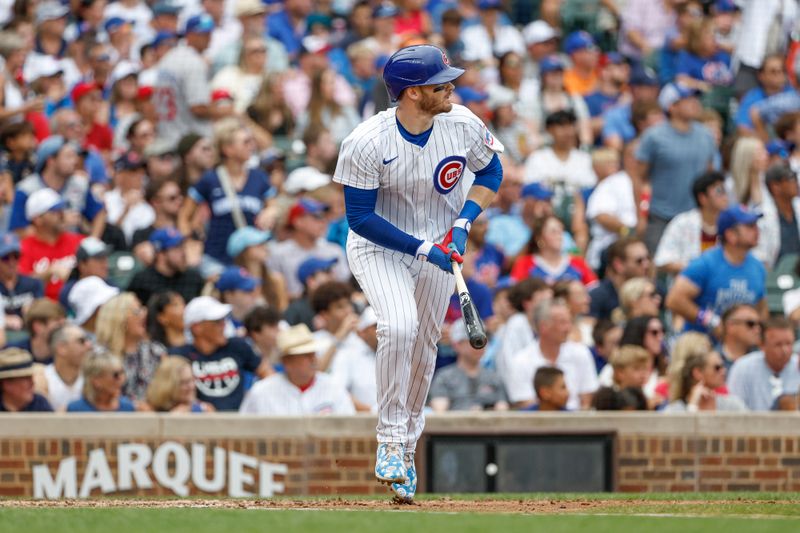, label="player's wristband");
[696,309,721,330]
[415,241,434,261]
[458,200,482,225]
